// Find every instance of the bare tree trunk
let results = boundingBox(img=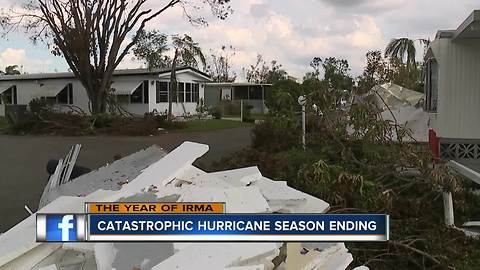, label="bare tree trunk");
[168,49,179,120]
[82,73,109,115]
